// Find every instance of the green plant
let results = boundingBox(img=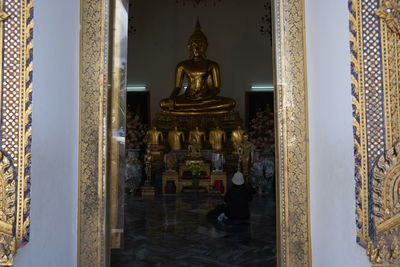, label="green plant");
[186,161,204,176]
